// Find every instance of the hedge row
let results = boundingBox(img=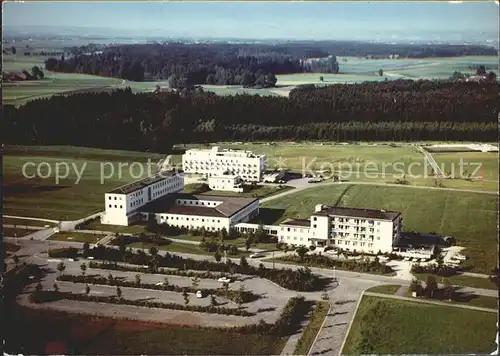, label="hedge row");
[29,291,253,317]
[57,274,259,303]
